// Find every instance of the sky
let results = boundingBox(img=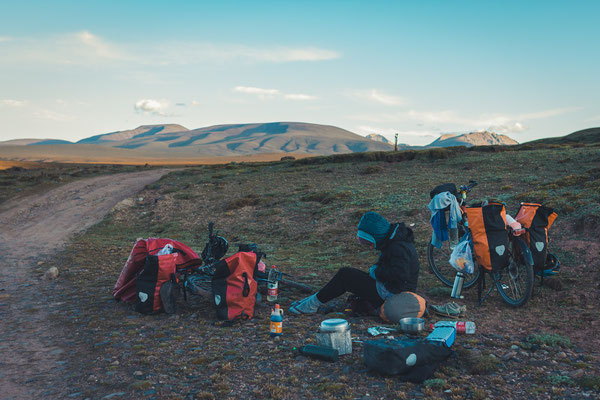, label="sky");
[1,0,599,145]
